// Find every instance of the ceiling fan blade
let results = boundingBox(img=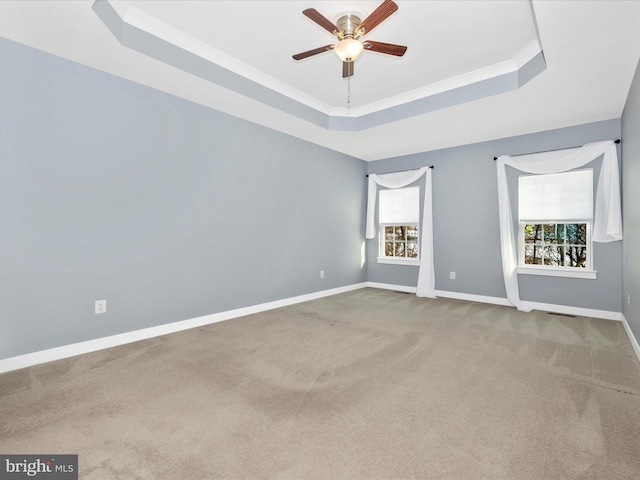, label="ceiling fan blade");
[342,61,354,78]
[292,45,334,61]
[303,8,340,35]
[363,41,407,57]
[357,0,398,35]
